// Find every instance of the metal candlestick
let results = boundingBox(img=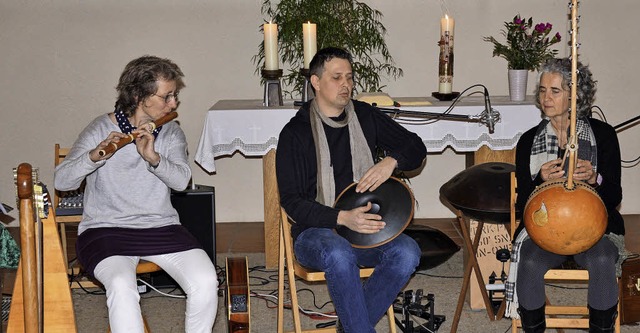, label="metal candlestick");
[300,68,314,103]
[261,69,283,107]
